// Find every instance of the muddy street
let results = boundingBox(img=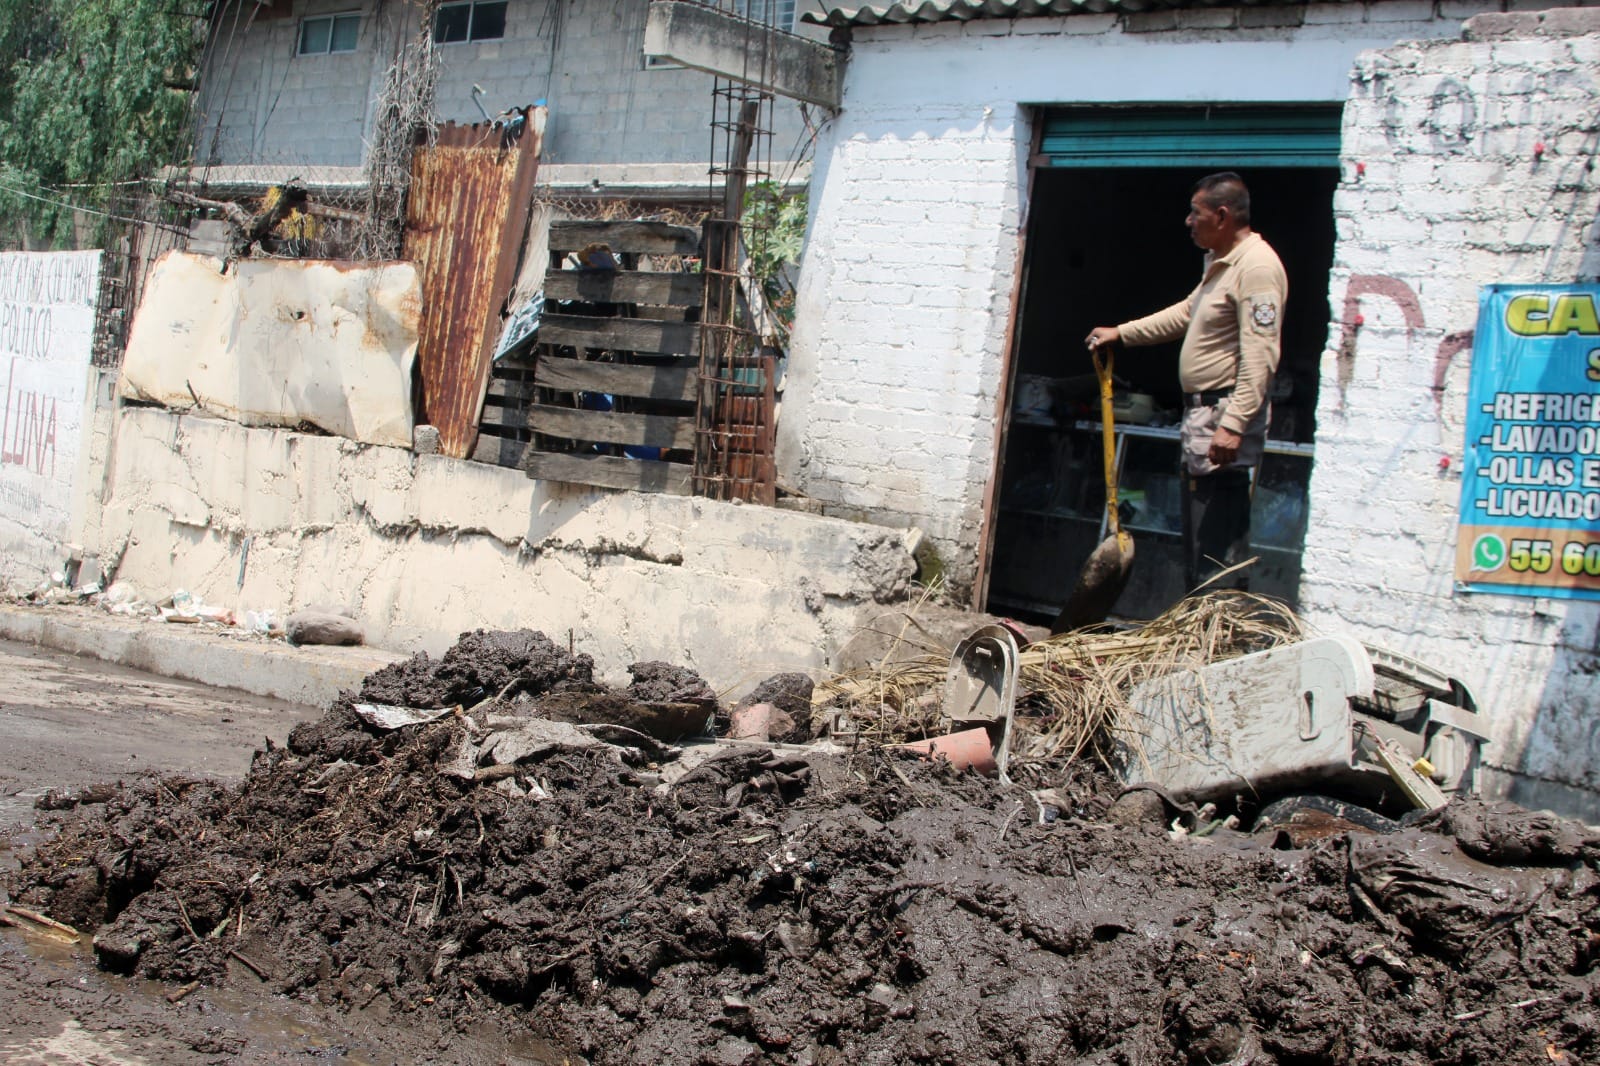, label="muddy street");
[4,625,1598,1065]
[0,639,318,831]
[0,638,561,1065]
